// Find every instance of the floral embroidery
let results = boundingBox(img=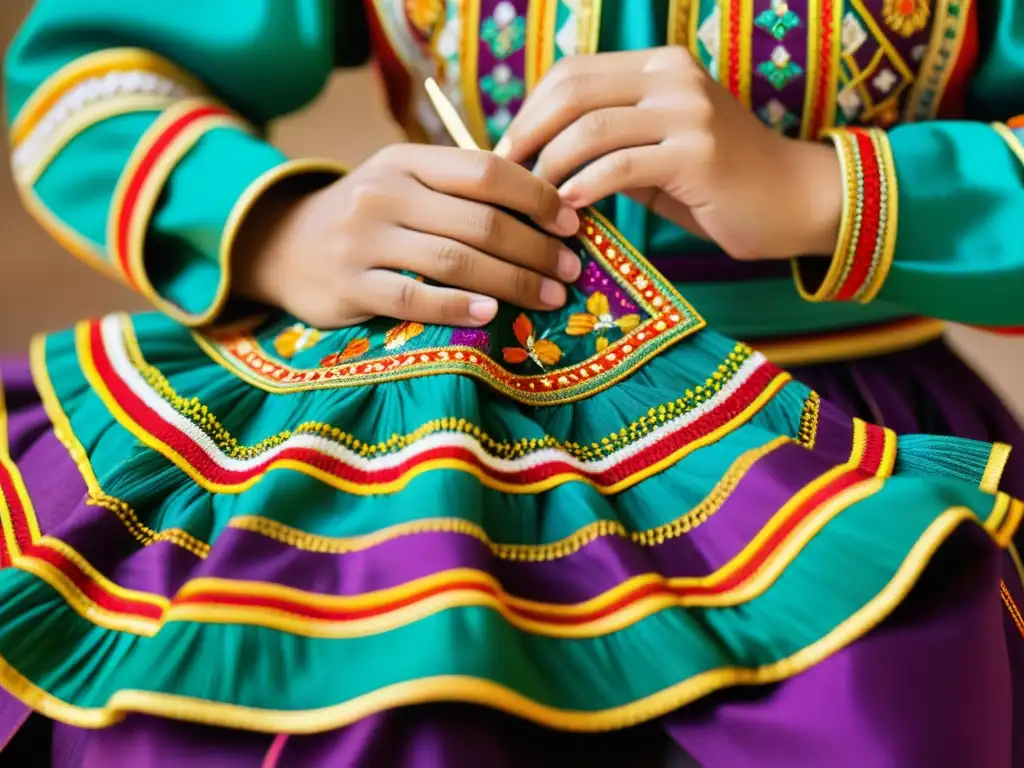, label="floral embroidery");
[565,292,641,352]
[384,321,425,350]
[272,324,322,359]
[404,0,448,41]
[449,327,492,352]
[759,99,800,133]
[501,314,562,369]
[756,45,804,90]
[755,0,802,41]
[481,2,526,59]
[882,0,930,37]
[320,338,371,367]
[480,63,525,106]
